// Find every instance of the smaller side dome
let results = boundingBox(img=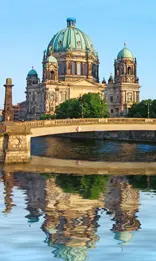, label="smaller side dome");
[27,67,38,76]
[46,55,58,63]
[117,43,134,59]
